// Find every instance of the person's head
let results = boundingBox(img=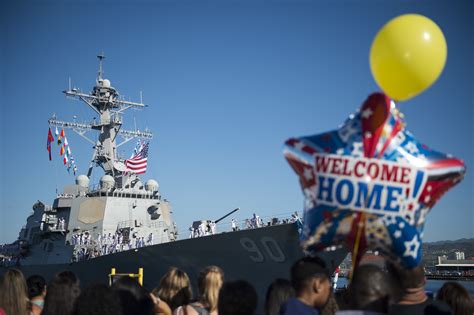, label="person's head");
[348,264,395,313]
[218,280,258,315]
[197,265,224,312]
[27,274,47,299]
[0,268,30,315]
[112,276,154,315]
[54,271,80,285]
[264,278,295,315]
[436,282,474,315]
[73,284,122,315]
[386,262,425,291]
[290,256,331,308]
[153,267,192,310]
[42,270,81,315]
